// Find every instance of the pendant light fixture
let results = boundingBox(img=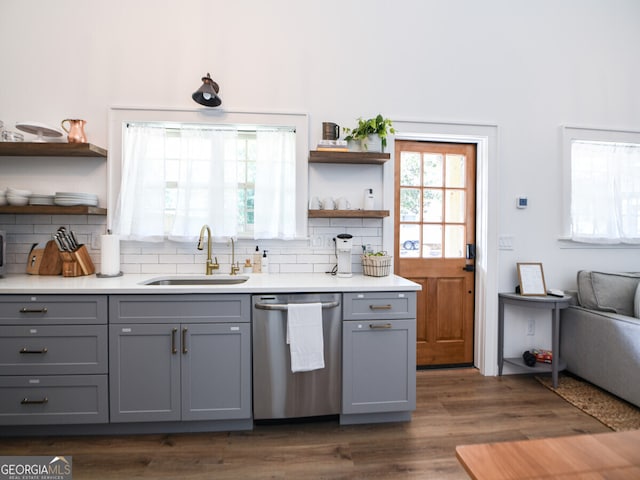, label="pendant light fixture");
[192,73,222,107]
